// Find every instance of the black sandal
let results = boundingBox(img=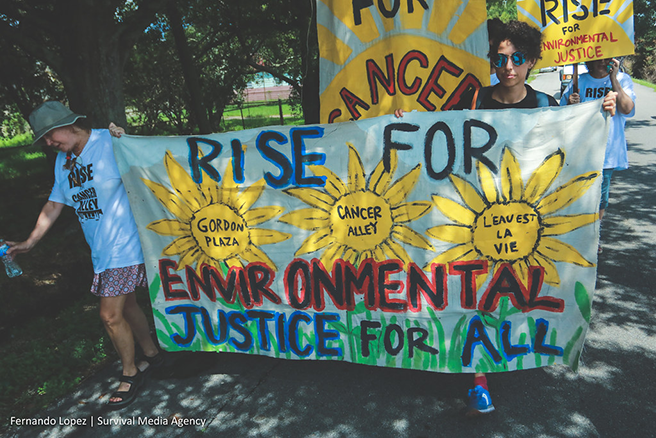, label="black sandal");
[107,370,143,409]
[143,351,165,370]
